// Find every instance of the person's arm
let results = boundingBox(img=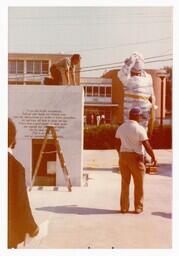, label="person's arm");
[65,69,70,85]
[70,64,77,85]
[142,140,157,166]
[71,69,76,85]
[115,127,121,153]
[114,138,121,153]
[118,54,138,85]
[63,58,71,85]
